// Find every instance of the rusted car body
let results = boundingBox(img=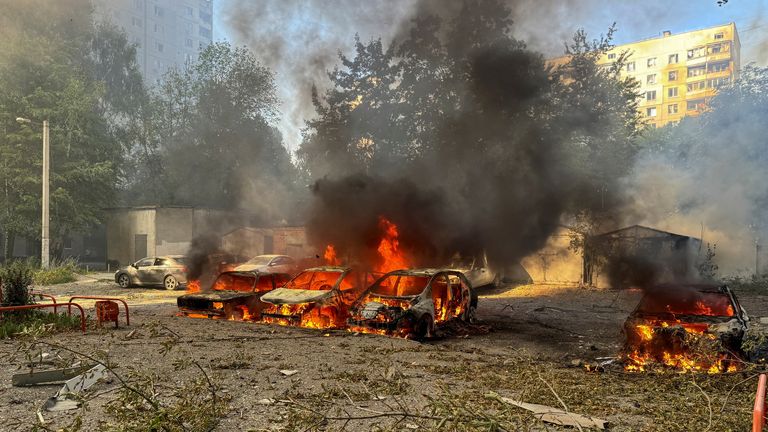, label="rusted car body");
[259,266,375,329]
[347,269,477,339]
[177,271,291,320]
[622,283,748,372]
